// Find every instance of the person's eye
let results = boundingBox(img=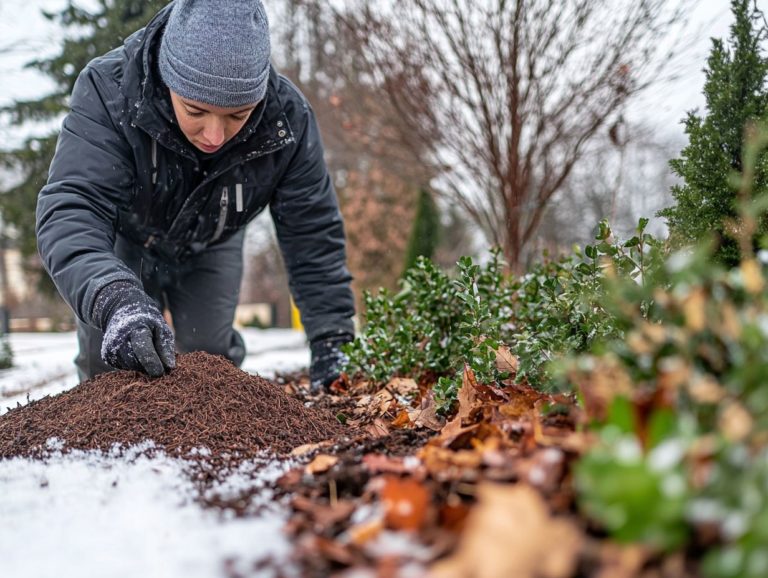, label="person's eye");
[231,114,249,121]
[186,109,204,118]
